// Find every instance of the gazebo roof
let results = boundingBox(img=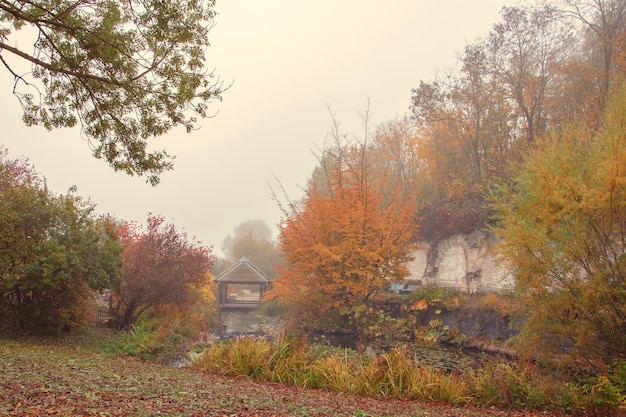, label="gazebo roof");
[214,256,270,284]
